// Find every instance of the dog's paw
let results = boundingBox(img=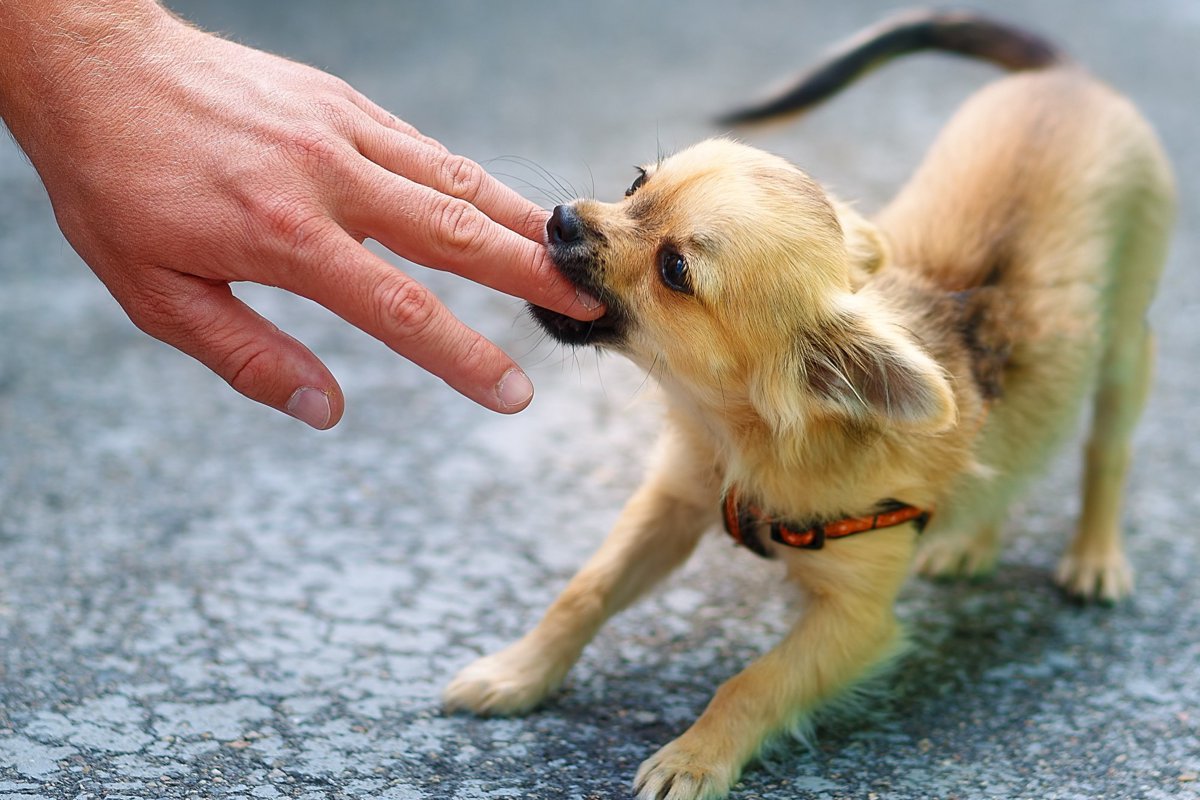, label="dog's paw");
[634,737,738,800]
[1056,548,1133,603]
[914,534,998,581]
[443,641,570,716]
